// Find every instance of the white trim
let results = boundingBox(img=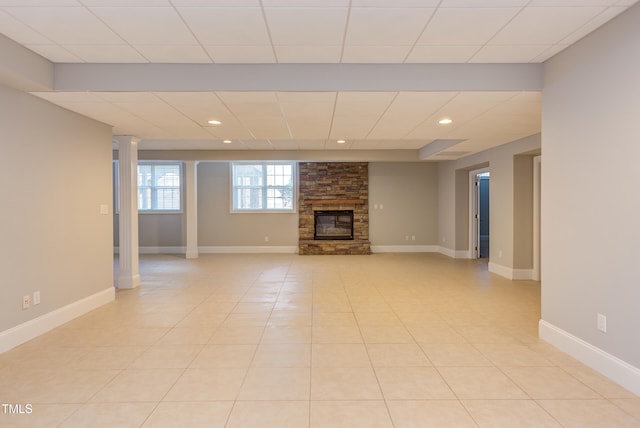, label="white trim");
[539,320,640,397]
[438,247,472,259]
[0,287,115,353]
[488,262,535,280]
[199,246,298,254]
[371,245,439,253]
[488,262,513,279]
[114,246,186,254]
